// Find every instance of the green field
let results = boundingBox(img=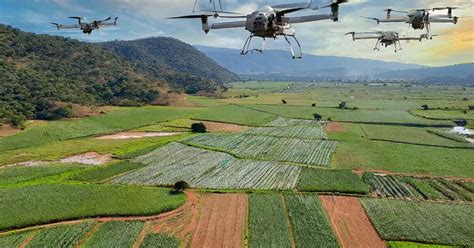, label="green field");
[330,123,474,177]
[284,194,339,248]
[361,199,474,246]
[411,109,474,120]
[386,241,454,248]
[195,104,277,126]
[71,161,148,182]
[27,221,96,248]
[140,233,180,248]
[84,221,144,248]
[0,232,31,247]
[0,163,88,185]
[0,106,199,152]
[248,194,293,248]
[0,184,185,231]
[297,168,369,194]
